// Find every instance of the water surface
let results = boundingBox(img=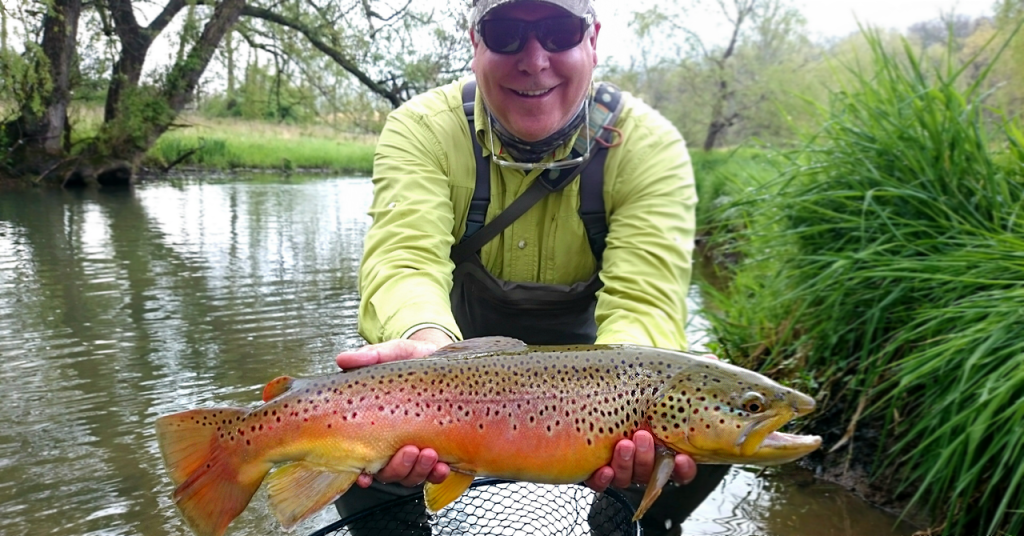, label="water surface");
[0,176,916,535]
